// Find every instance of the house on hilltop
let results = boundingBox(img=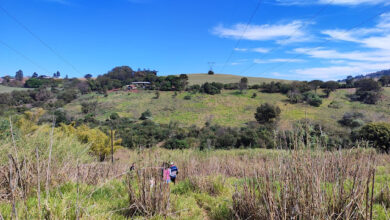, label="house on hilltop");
[126,82,151,90]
